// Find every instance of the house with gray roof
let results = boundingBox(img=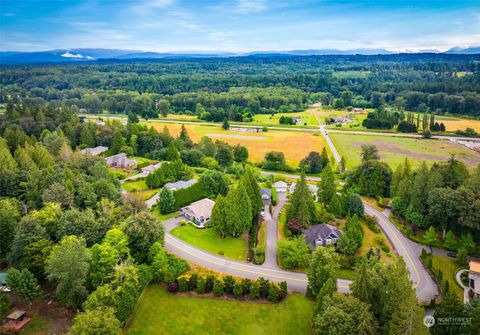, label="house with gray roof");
[165,178,197,191]
[260,188,272,205]
[80,146,108,156]
[106,153,137,169]
[302,223,343,249]
[273,181,288,193]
